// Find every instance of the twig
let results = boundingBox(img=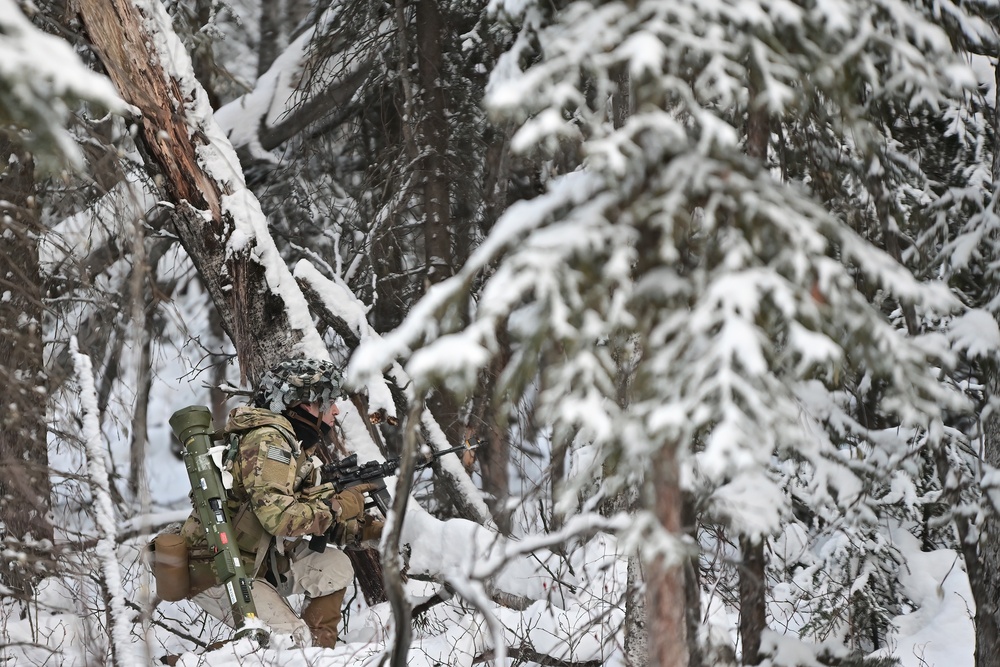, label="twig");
[123,599,208,649]
[474,646,603,667]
